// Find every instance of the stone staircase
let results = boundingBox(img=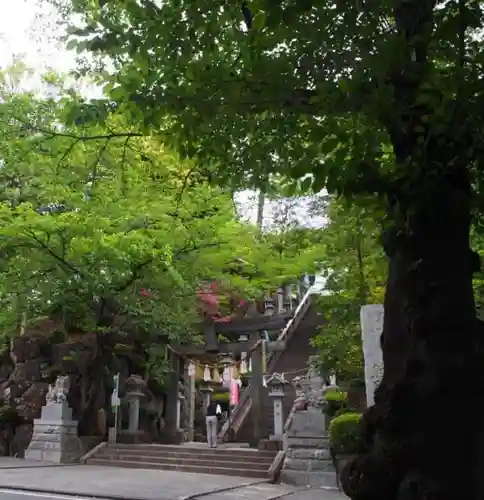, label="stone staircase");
[233,305,322,443]
[86,443,277,478]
